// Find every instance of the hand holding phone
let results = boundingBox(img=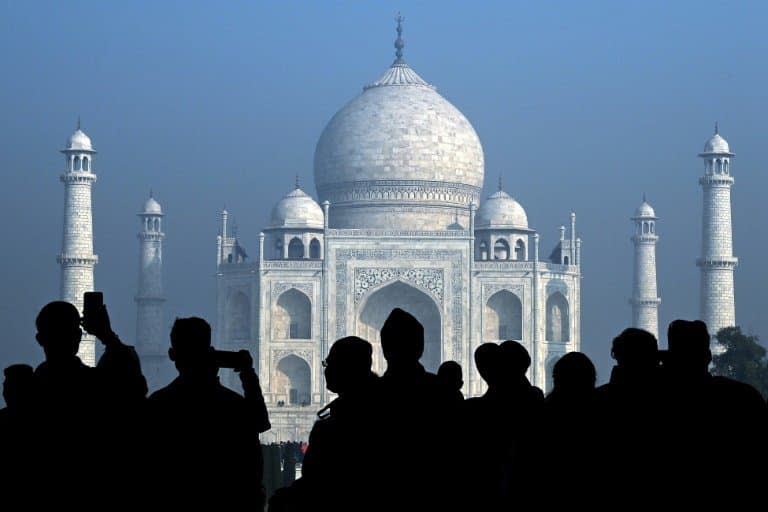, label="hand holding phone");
[83,291,103,320]
[213,349,253,372]
[82,291,114,342]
